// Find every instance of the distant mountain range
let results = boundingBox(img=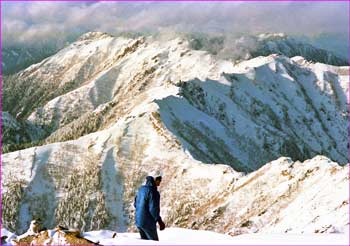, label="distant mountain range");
[2,45,60,76]
[189,33,349,66]
[3,32,348,76]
